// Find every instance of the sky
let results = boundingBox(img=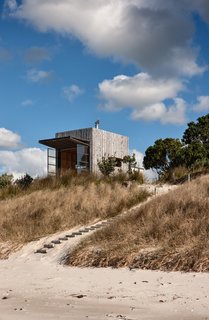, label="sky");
[1,0,209,178]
